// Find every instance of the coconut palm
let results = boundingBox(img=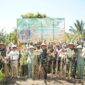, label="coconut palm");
[69,20,85,41]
